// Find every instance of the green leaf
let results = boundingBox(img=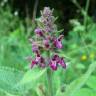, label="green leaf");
[20,68,46,85]
[86,75,96,90]
[0,66,25,95]
[63,61,96,96]
[36,18,45,29]
[74,88,96,96]
[76,63,85,69]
